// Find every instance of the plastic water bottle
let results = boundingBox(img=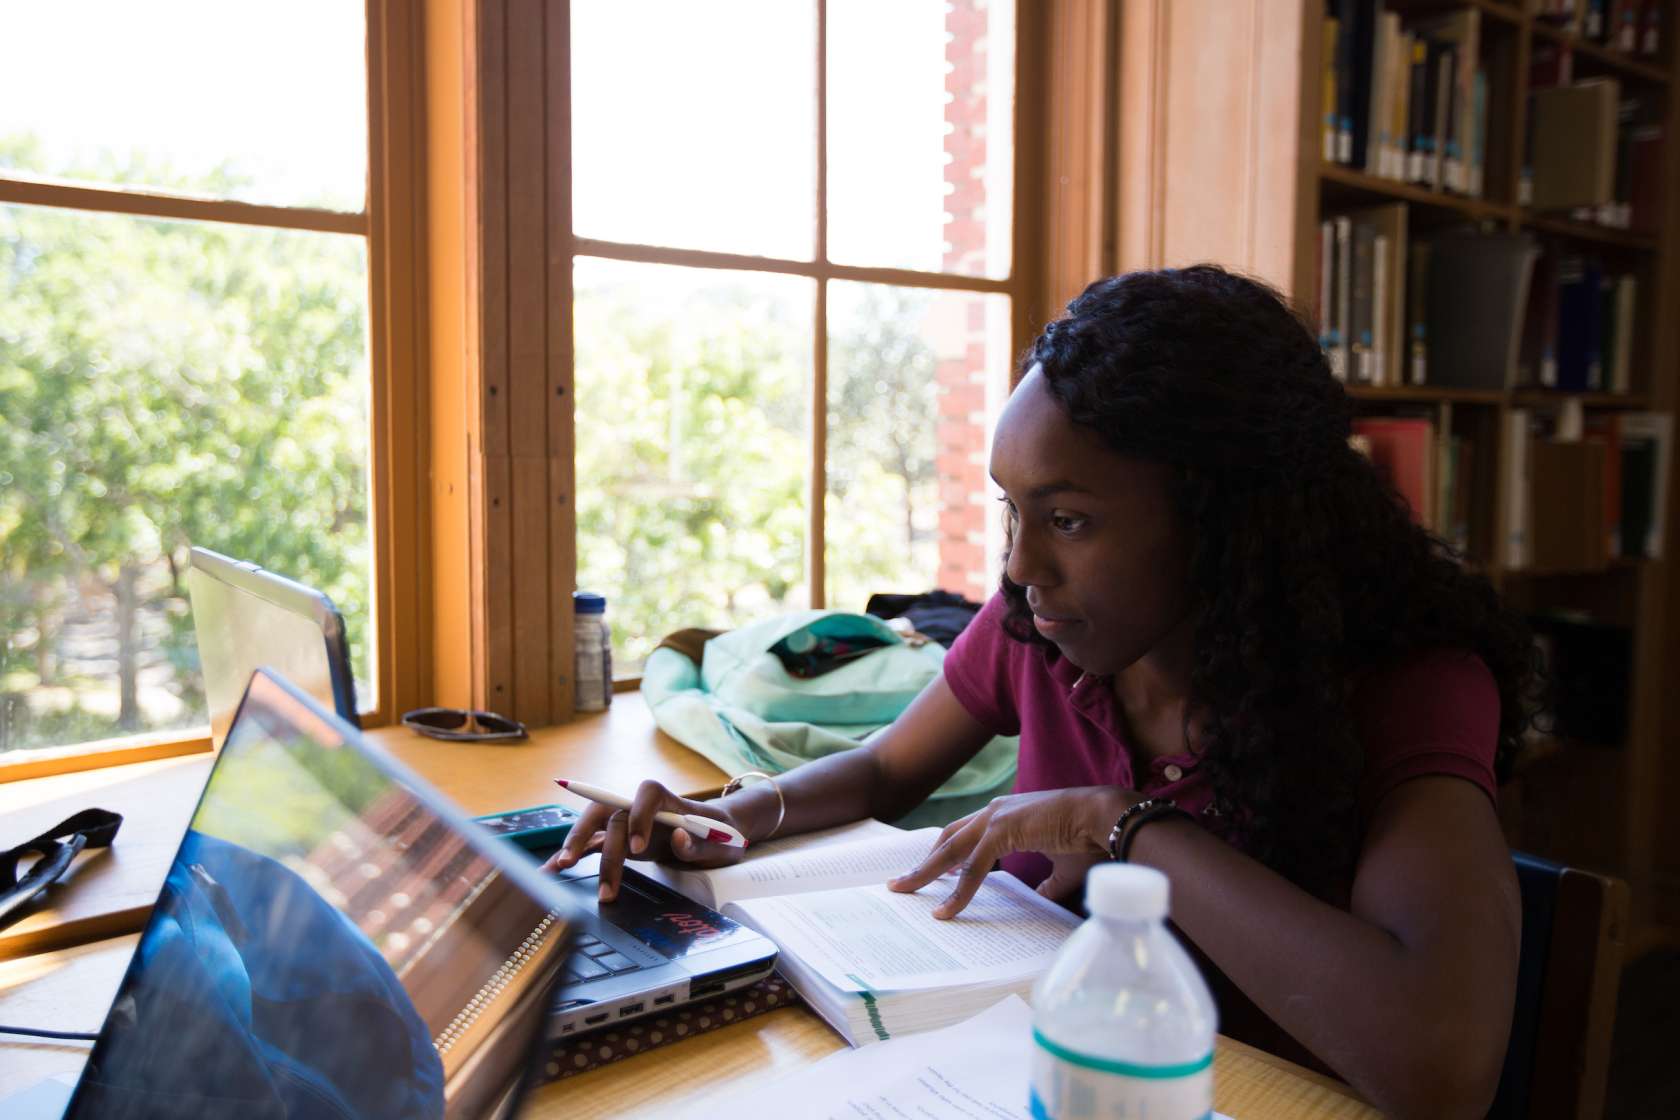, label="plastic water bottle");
[1030,864,1217,1119]
[573,591,612,712]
